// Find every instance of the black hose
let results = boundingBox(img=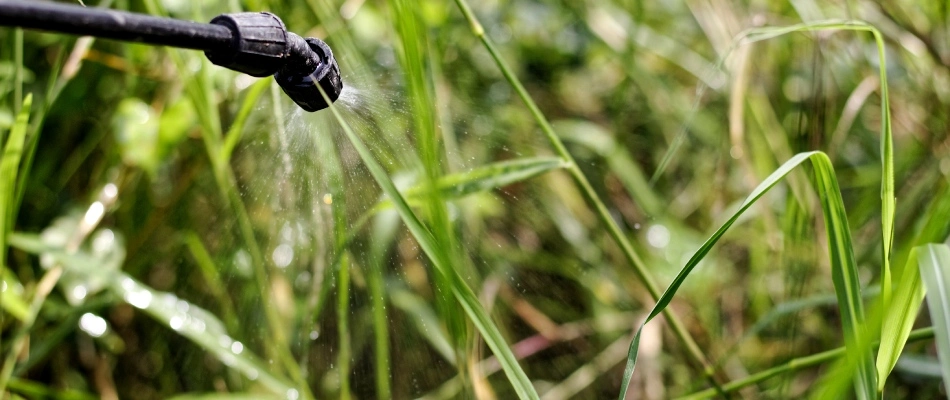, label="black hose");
[0,1,232,51]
